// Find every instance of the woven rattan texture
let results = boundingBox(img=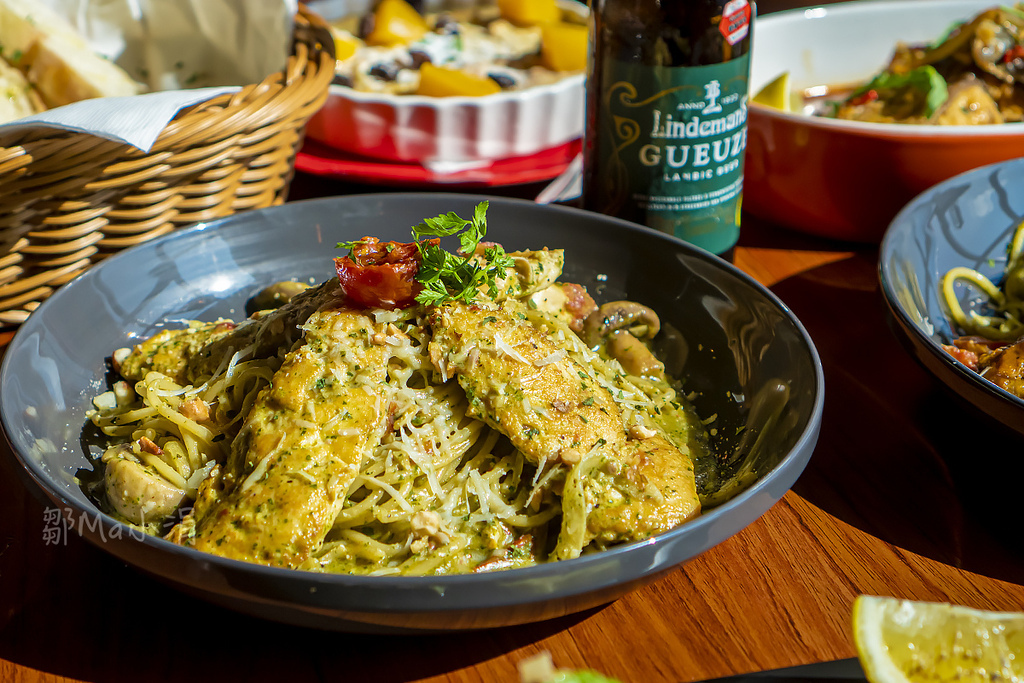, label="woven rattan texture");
[0,6,335,326]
